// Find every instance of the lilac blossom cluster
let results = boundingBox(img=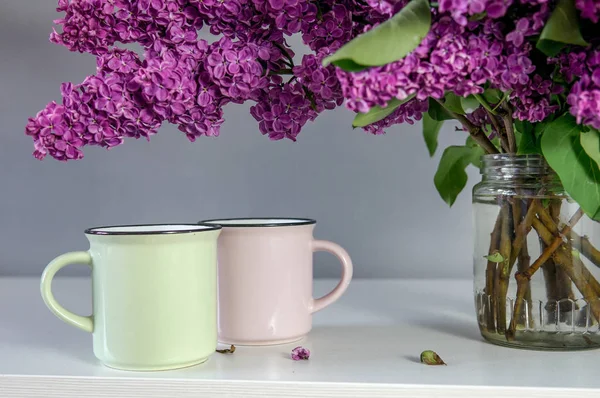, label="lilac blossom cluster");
[576,0,600,23]
[26,0,600,160]
[29,0,380,160]
[335,4,567,134]
[554,50,600,129]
